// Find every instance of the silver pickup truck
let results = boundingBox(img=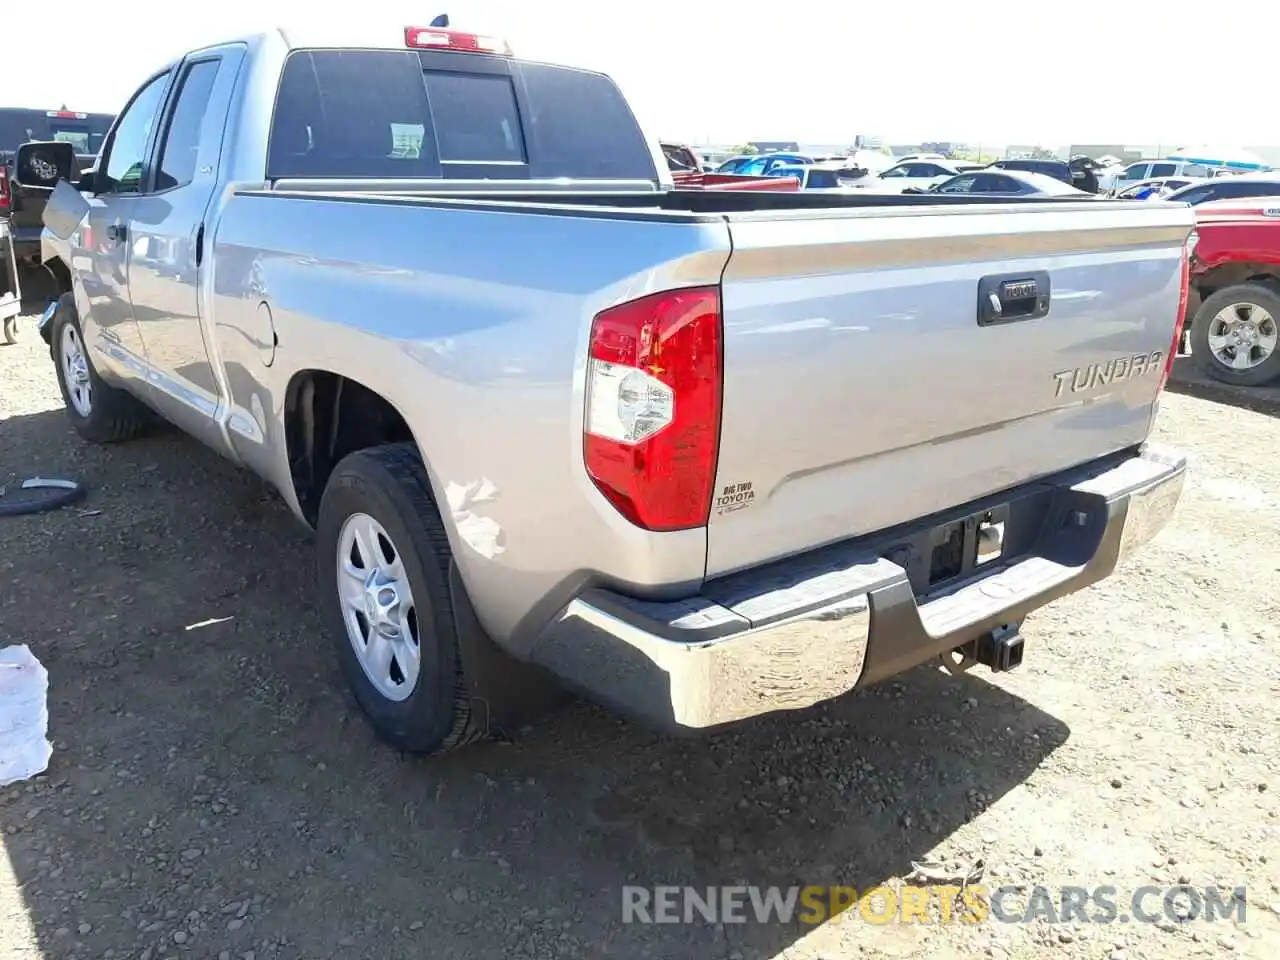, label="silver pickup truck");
[25,25,1193,755]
